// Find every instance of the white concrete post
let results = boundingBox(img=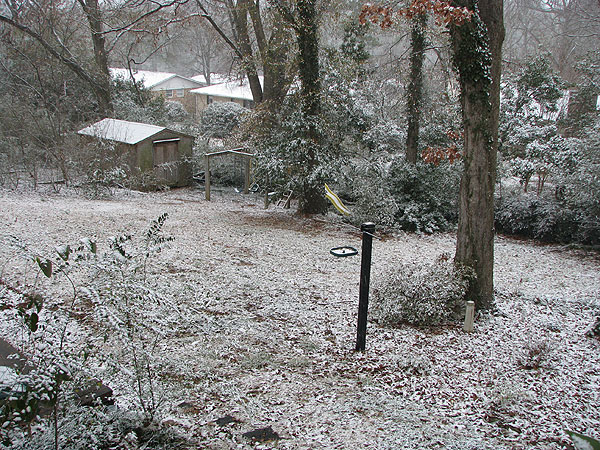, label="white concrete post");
[464,301,475,333]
